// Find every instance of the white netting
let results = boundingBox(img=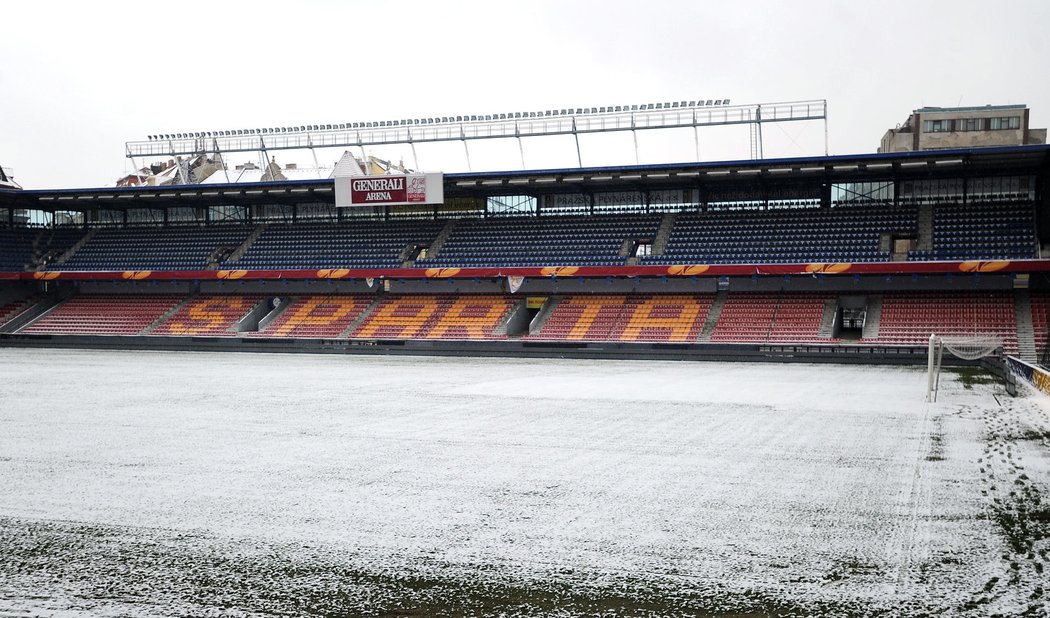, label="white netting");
[927,335,1003,402]
[939,335,1003,360]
